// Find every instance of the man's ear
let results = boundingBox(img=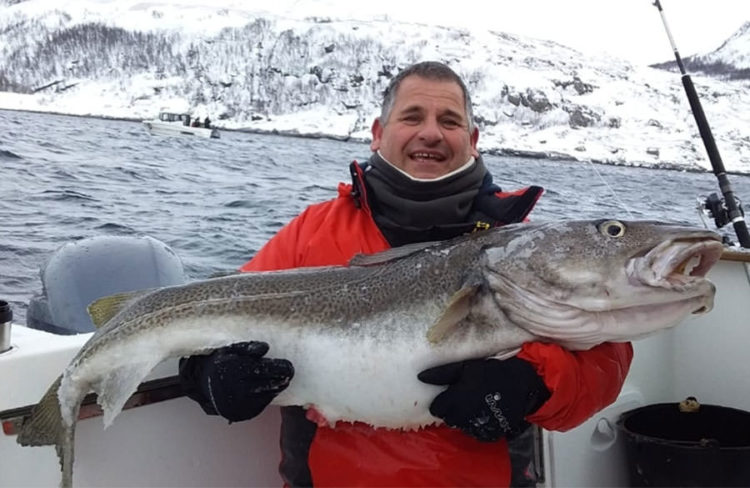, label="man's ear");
[370,118,383,151]
[470,127,479,158]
